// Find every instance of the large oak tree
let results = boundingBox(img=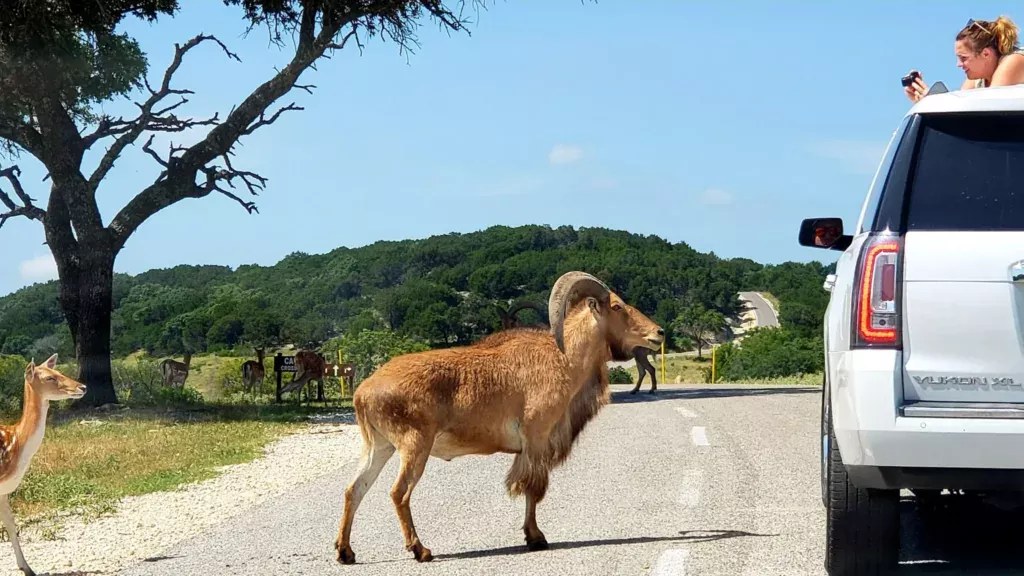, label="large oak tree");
[0,0,485,406]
